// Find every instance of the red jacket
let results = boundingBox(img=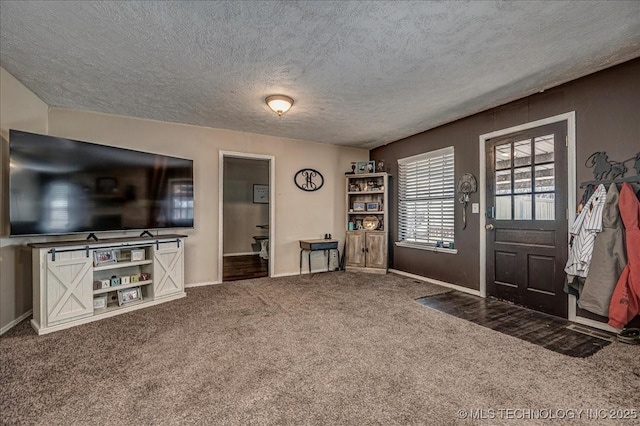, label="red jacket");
[608,183,640,329]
